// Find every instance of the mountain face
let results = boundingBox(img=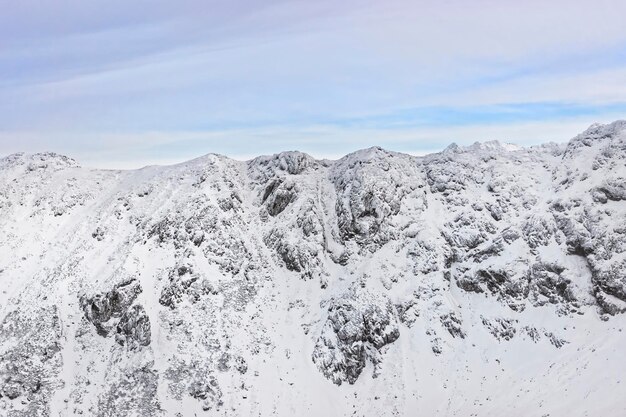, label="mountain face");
[0,121,625,417]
